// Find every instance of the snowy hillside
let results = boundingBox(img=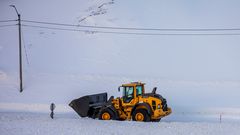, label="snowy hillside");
[0,0,240,134]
